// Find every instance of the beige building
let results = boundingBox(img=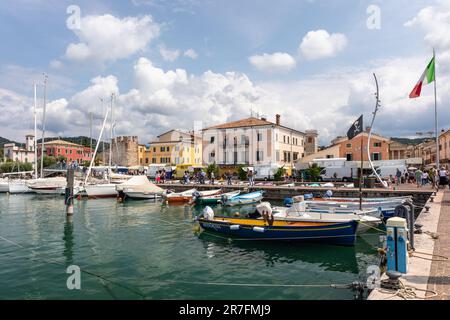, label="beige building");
[99,136,140,167]
[3,135,35,164]
[202,115,317,174]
